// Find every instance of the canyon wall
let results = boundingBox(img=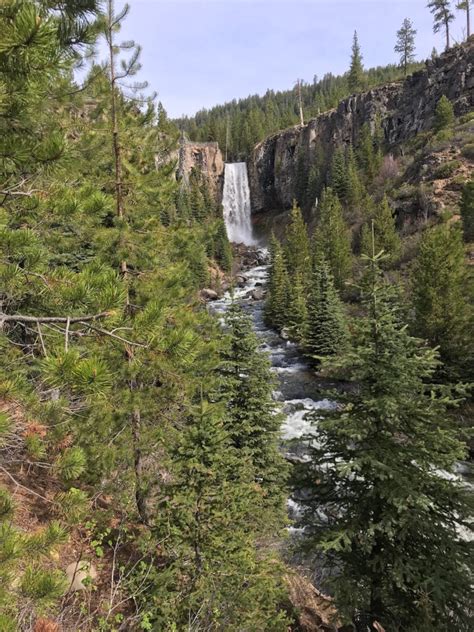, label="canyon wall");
[178,141,225,197]
[248,41,474,213]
